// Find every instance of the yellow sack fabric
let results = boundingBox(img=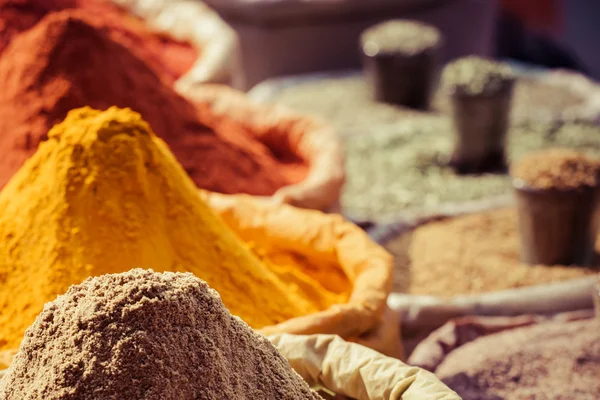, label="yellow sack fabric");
[0,350,15,371]
[201,191,393,347]
[269,334,461,400]
[190,85,346,211]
